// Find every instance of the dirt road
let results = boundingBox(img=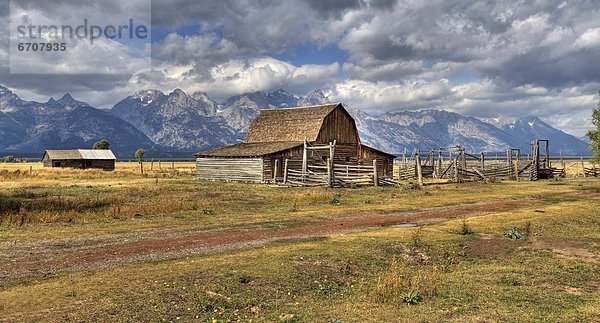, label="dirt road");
[0,196,559,281]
